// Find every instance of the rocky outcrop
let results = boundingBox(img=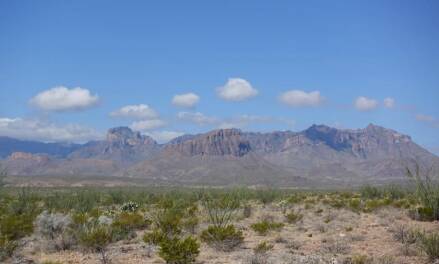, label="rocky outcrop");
[9,152,50,163]
[164,128,251,157]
